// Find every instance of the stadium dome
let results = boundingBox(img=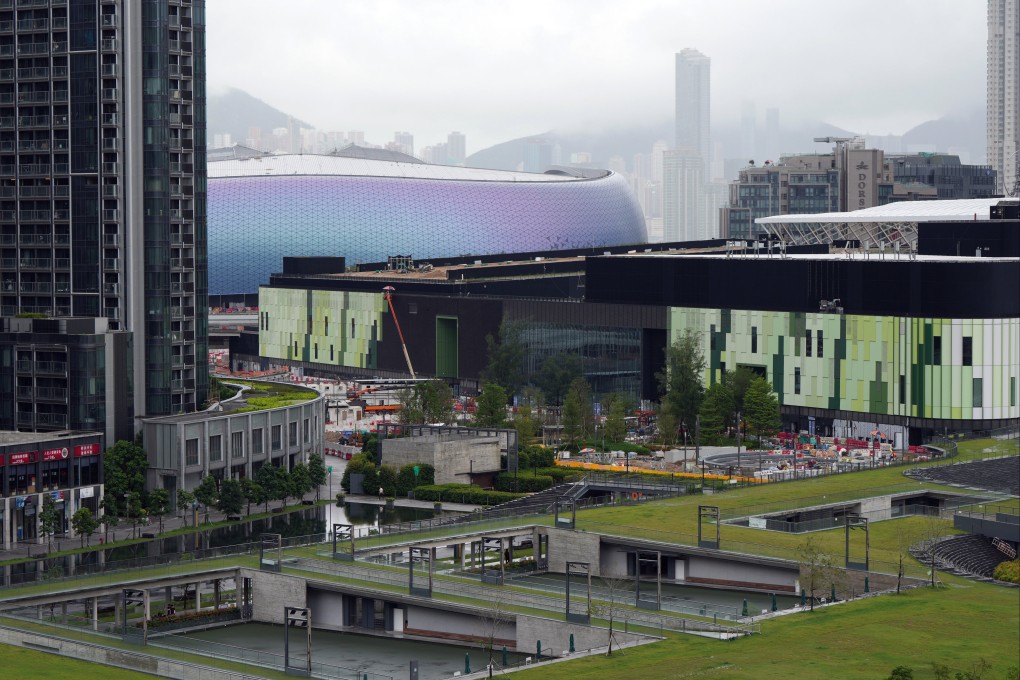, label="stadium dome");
[207,154,647,294]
